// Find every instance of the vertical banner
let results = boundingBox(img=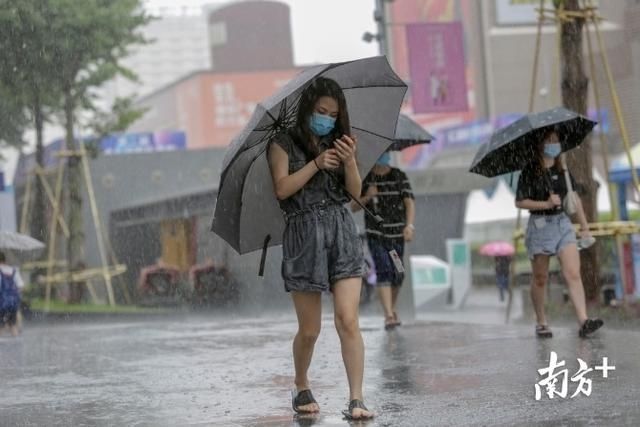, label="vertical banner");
[406,22,468,114]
